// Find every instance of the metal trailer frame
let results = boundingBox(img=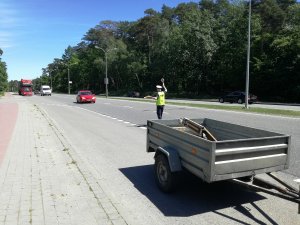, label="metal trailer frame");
[147,118,299,213]
[232,173,300,206]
